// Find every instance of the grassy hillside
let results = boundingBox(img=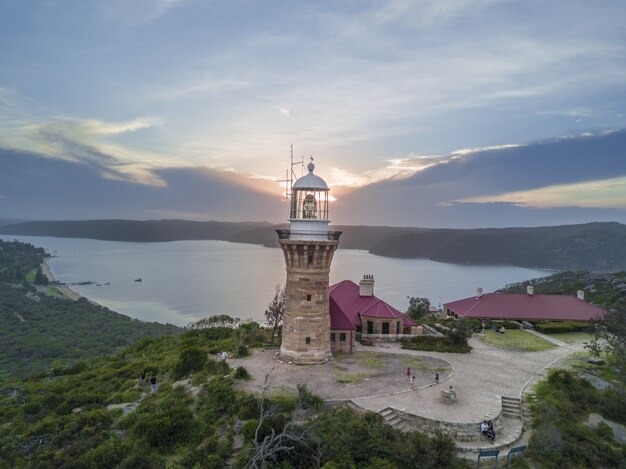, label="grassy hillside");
[0,285,179,382]
[0,325,466,469]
